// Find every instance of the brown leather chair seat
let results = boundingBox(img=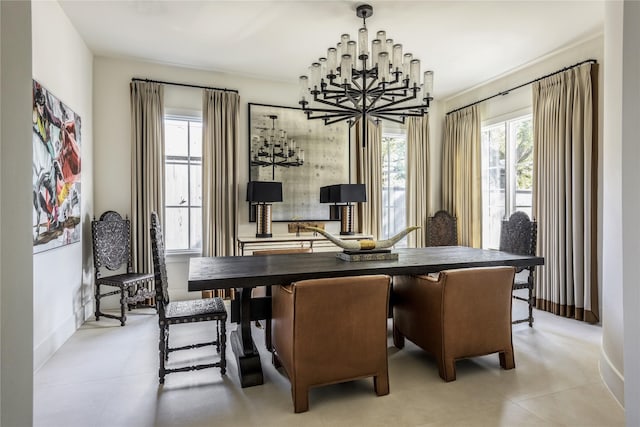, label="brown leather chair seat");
[393,266,516,382]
